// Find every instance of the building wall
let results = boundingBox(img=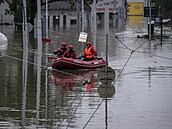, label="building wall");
[41,0,89,28]
[127,2,144,16]
[96,0,126,13]
[0,2,14,24]
[128,0,145,2]
[94,0,127,25]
